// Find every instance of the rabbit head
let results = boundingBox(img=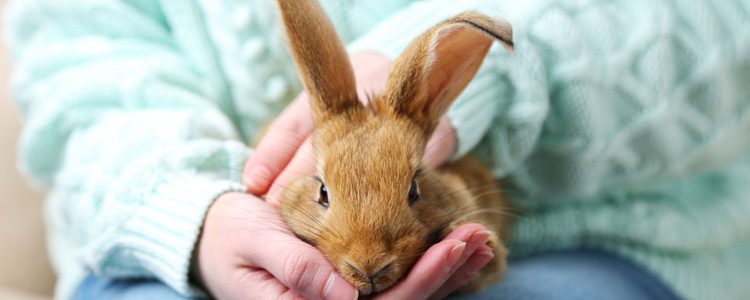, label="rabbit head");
[275,0,512,295]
